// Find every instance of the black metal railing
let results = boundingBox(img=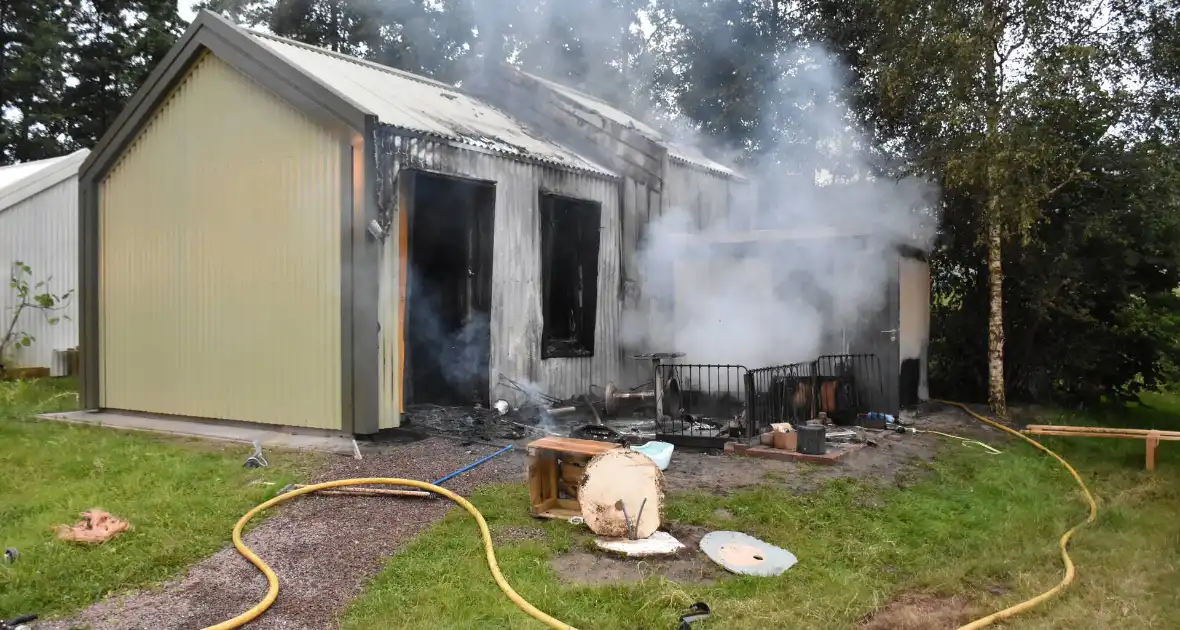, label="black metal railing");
[643,354,885,448]
[813,354,885,424]
[653,363,748,448]
[745,361,813,436]
[745,354,886,436]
